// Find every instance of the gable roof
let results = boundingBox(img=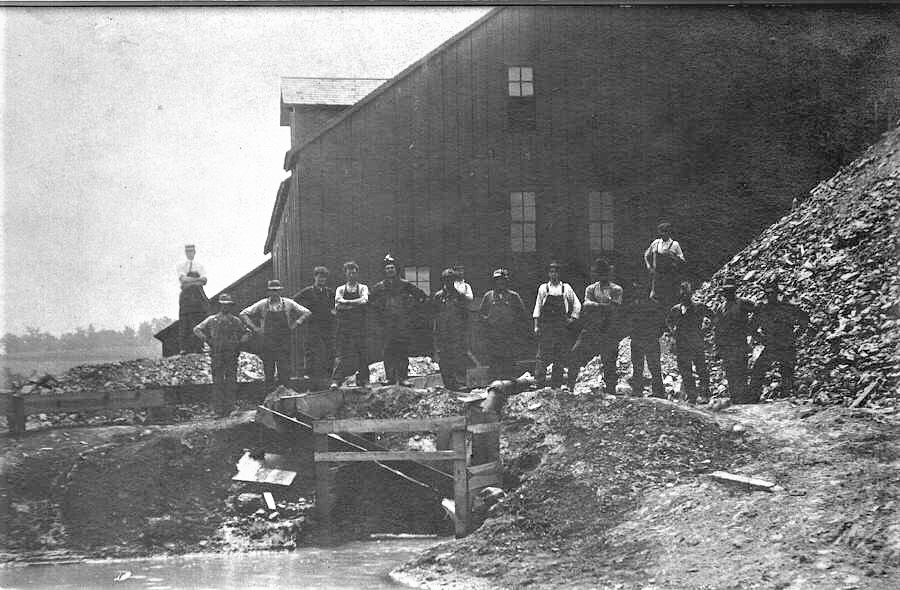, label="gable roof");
[264,177,292,255]
[280,77,389,126]
[281,7,501,172]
